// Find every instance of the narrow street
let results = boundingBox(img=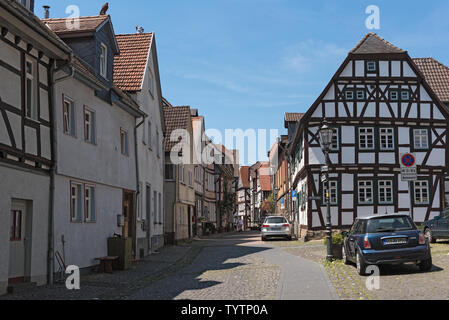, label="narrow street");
[128,231,337,300]
[0,231,337,300]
